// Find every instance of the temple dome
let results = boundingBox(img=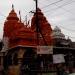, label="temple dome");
[53,26,61,32]
[7,5,19,21]
[52,26,65,39]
